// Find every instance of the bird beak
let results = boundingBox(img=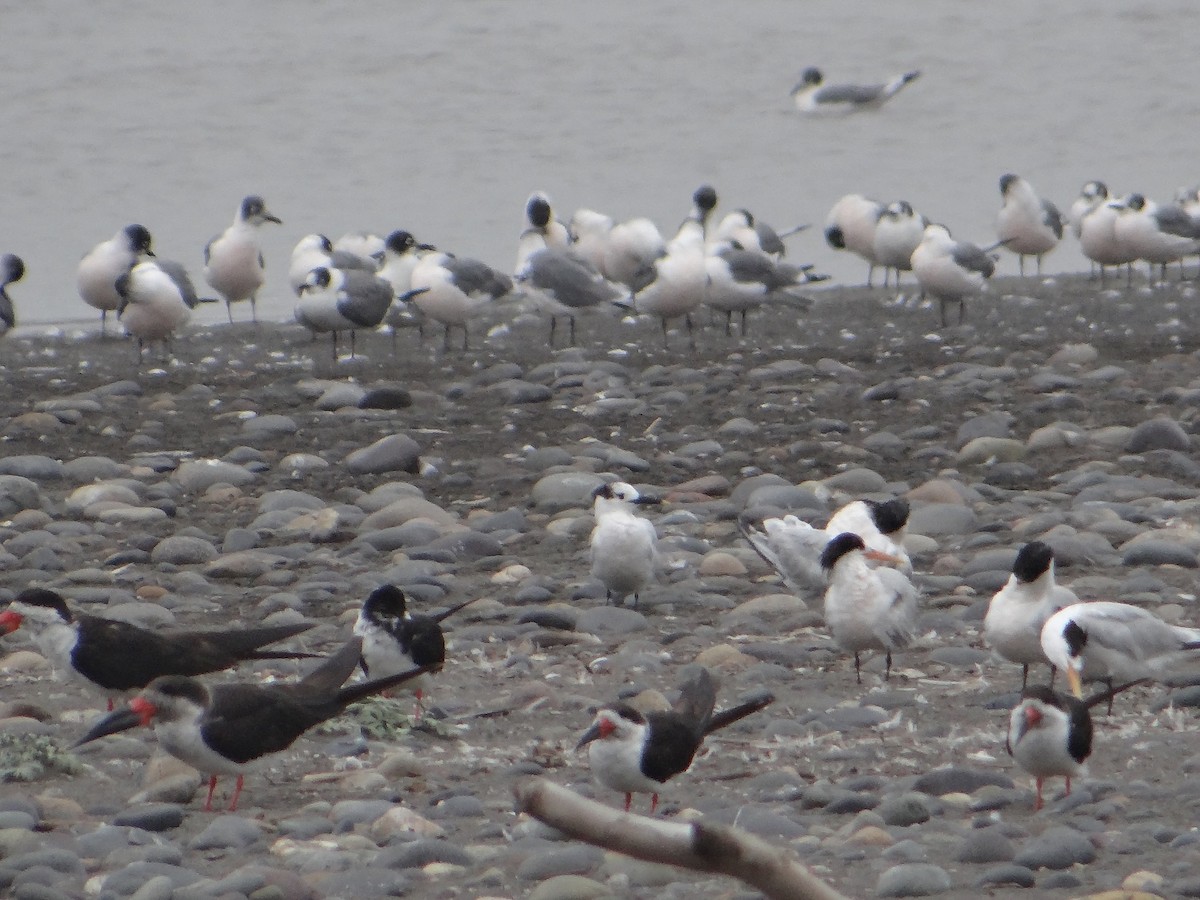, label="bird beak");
[575,722,603,751]
[264,213,283,225]
[632,495,662,507]
[1066,666,1084,700]
[863,549,904,566]
[72,707,145,748]
[0,610,22,634]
